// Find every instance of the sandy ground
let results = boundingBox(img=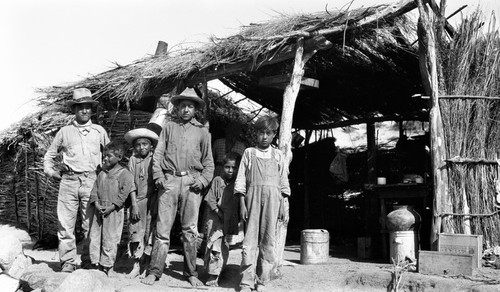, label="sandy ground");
[23,242,500,292]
